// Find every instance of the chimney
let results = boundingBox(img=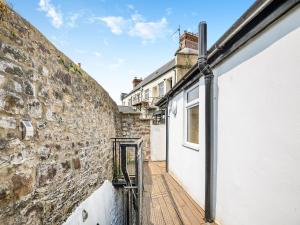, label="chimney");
[180,31,198,50]
[120,93,127,101]
[132,77,143,88]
